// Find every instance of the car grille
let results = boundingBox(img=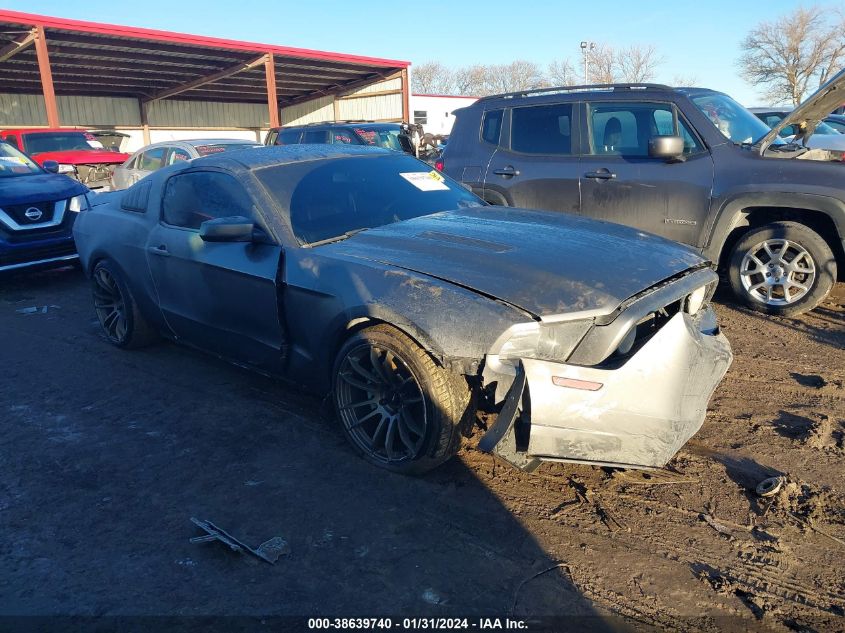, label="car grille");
[1,201,56,225]
[0,241,76,268]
